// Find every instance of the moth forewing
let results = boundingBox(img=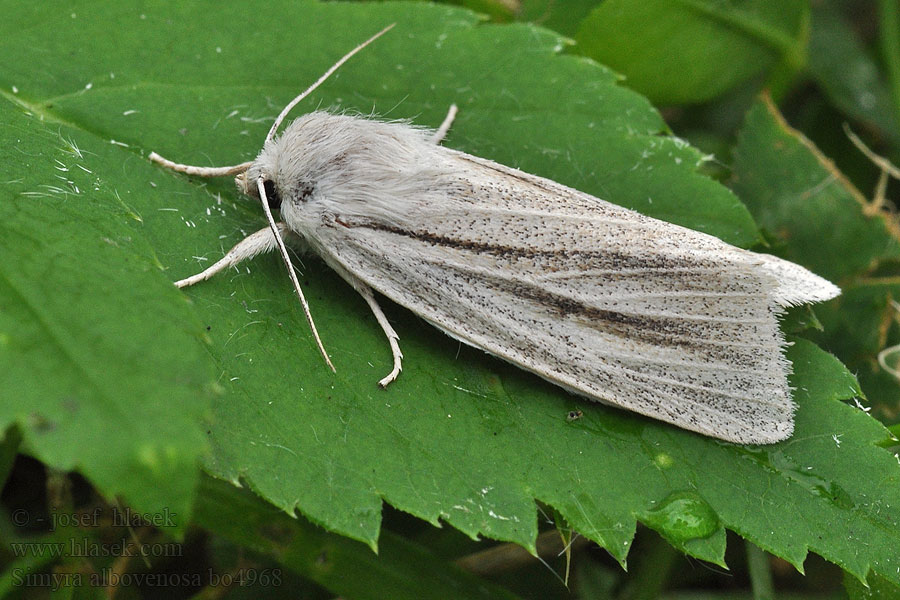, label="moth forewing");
[150,32,839,445]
